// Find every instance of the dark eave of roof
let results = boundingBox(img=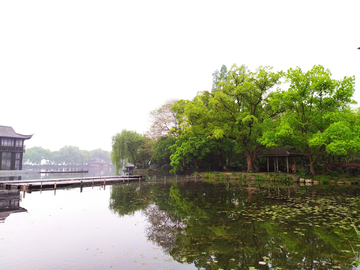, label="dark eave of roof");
[260,148,307,157]
[0,125,33,140]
